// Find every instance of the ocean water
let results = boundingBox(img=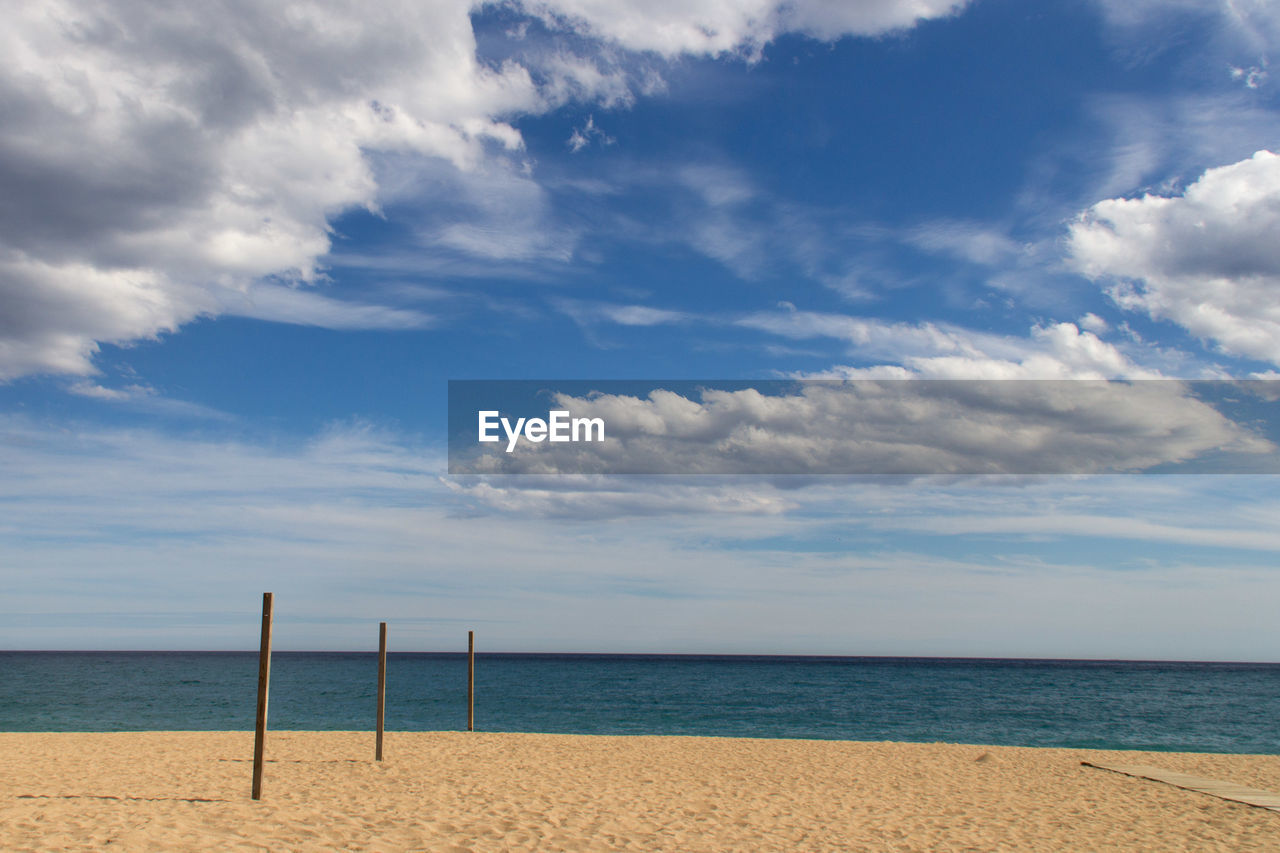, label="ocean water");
[2,652,1278,754]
